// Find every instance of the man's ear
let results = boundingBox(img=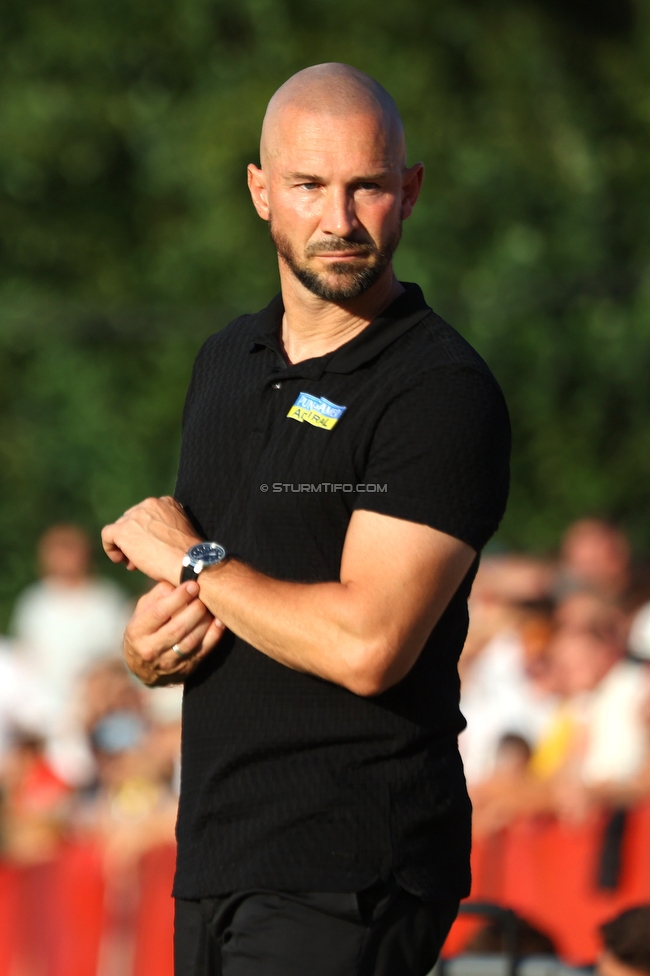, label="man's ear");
[400,162,424,221]
[247,164,270,221]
